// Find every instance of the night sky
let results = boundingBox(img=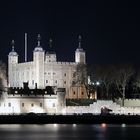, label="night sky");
[0,0,140,65]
